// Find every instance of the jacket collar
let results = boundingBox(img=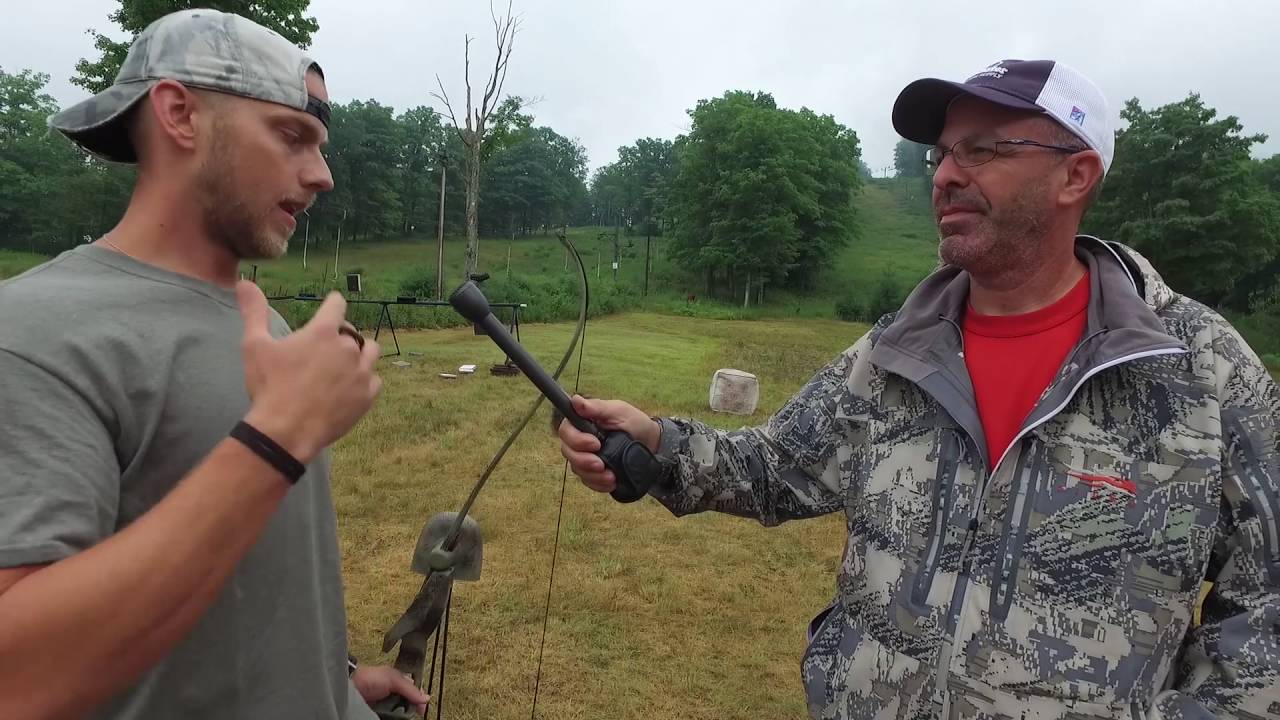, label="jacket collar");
[872,236,1185,367]
[866,236,1188,471]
